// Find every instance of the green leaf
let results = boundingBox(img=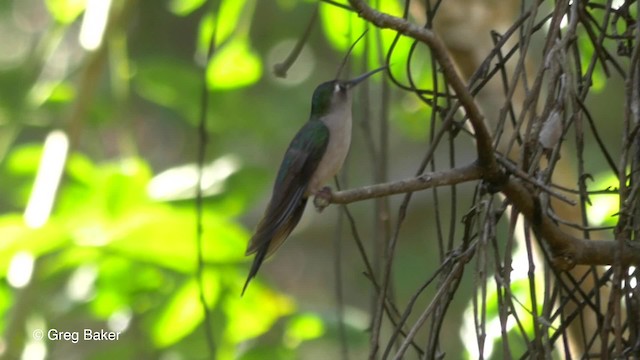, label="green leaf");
[5,145,43,175]
[320,1,360,53]
[0,214,69,277]
[45,0,87,24]
[47,82,76,103]
[29,80,76,107]
[217,0,250,44]
[198,13,216,55]
[105,208,247,272]
[2,145,43,206]
[319,1,404,54]
[285,313,325,346]
[134,58,201,123]
[168,0,206,16]
[89,256,163,318]
[65,152,100,185]
[0,284,12,334]
[319,1,416,85]
[587,172,620,226]
[100,159,153,216]
[207,38,262,90]
[224,285,295,343]
[151,271,220,347]
[197,0,251,54]
[150,276,217,347]
[577,34,606,92]
[56,158,153,226]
